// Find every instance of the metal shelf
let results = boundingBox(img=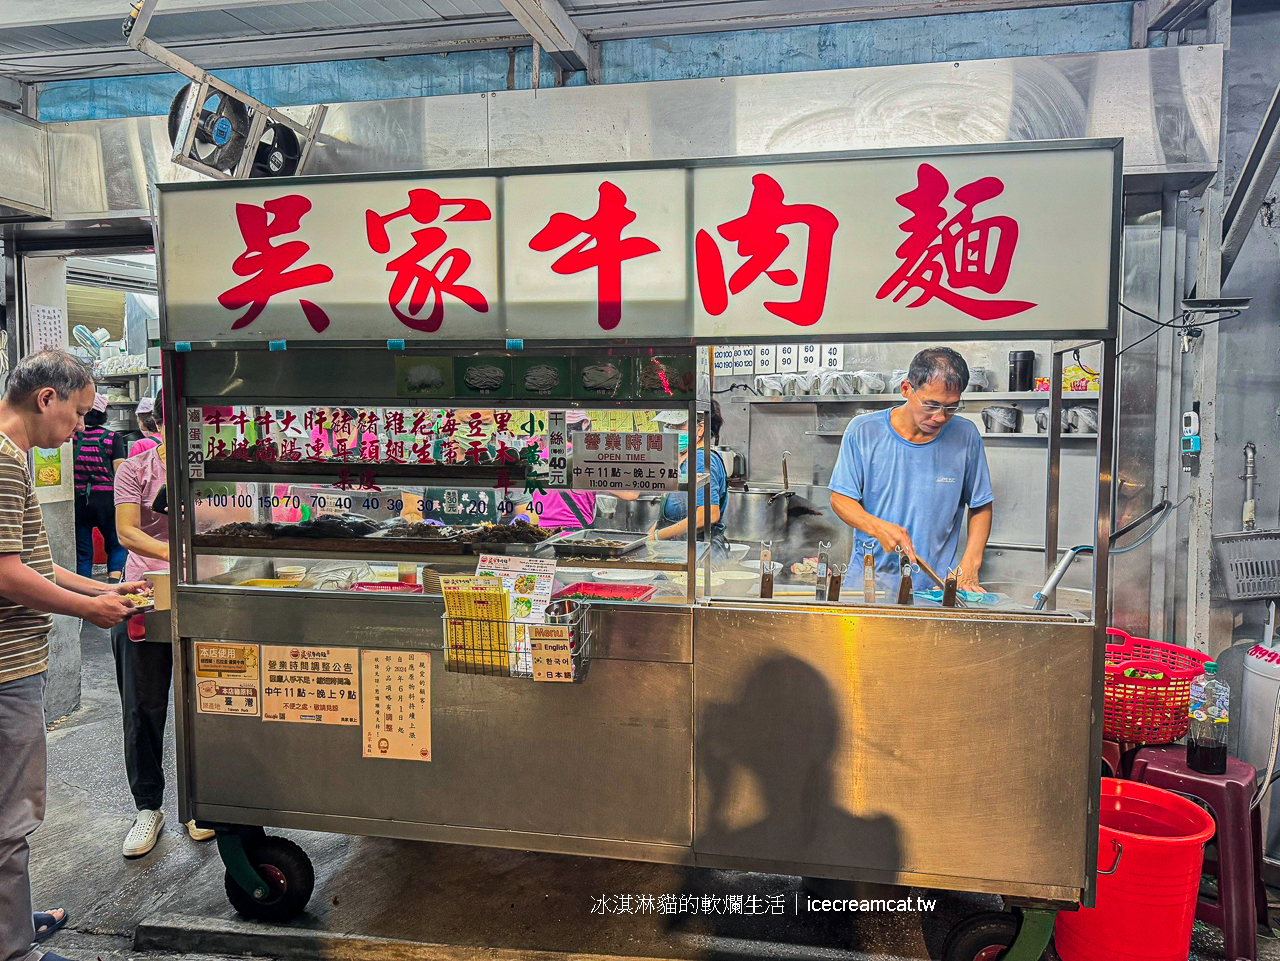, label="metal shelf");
[192,542,692,571]
[740,391,1099,404]
[805,430,1099,439]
